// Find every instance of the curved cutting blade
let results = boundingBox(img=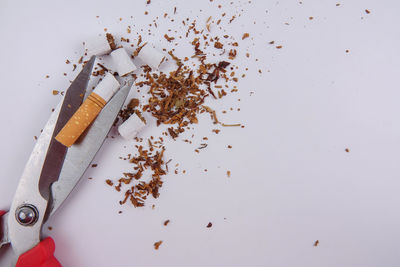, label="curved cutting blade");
[50,81,133,215]
[7,56,96,258]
